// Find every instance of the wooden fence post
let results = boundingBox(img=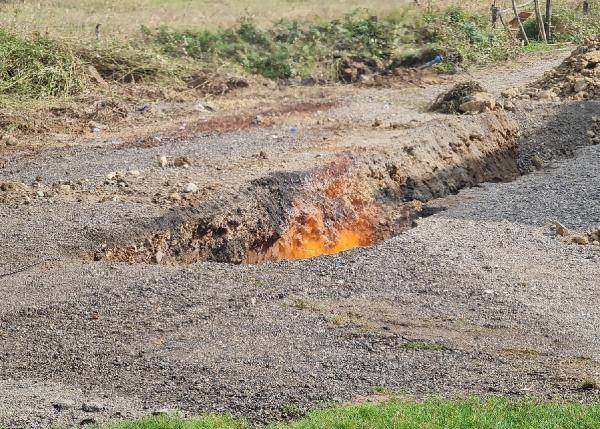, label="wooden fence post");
[512,0,529,45]
[534,0,548,42]
[546,0,552,40]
